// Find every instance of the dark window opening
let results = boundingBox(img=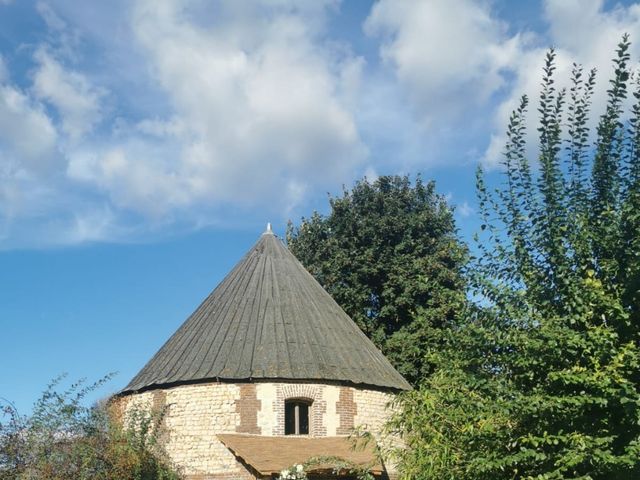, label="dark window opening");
[285,400,310,435]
